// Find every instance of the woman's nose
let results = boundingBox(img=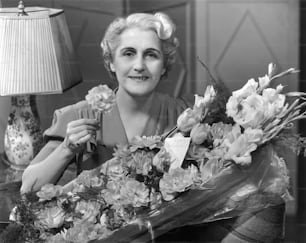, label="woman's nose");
[133,56,145,72]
